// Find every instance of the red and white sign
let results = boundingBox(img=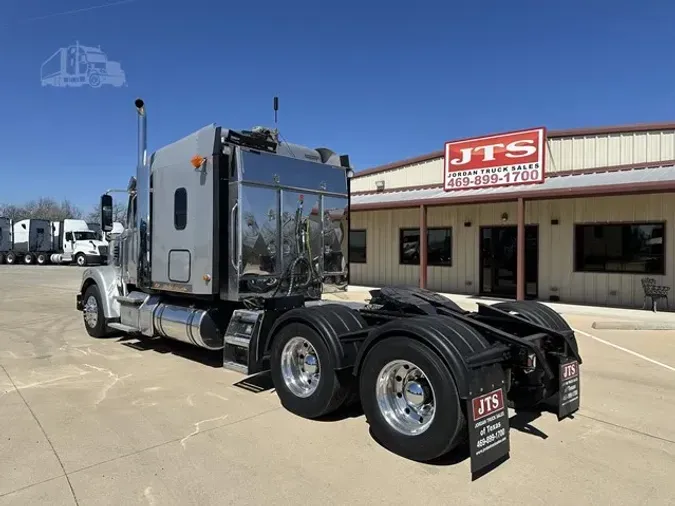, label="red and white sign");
[562,361,579,380]
[471,388,505,422]
[444,127,546,191]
